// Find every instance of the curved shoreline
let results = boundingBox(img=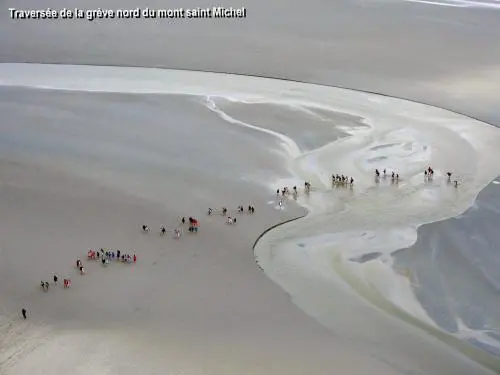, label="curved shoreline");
[252,210,308,271]
[3,64,500,373]
[252,205,500,374]
[0,69,500,373]
[2,61,498,130]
